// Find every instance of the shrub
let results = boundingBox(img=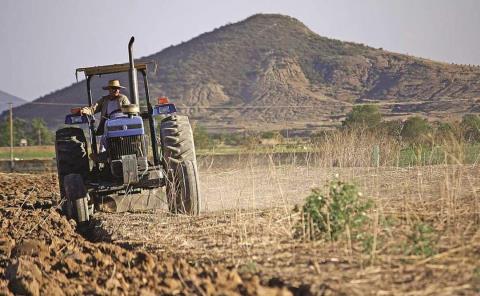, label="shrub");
[193,125,213,149]
[461,114,480,142]
[434,121,455,141]
[403,222,438,257]
[221,133,243,146]
[260,131,275,139]
[295,178,372,241]
[342,104,382,129]
[400,116,431,144]
[381,120,403,138]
